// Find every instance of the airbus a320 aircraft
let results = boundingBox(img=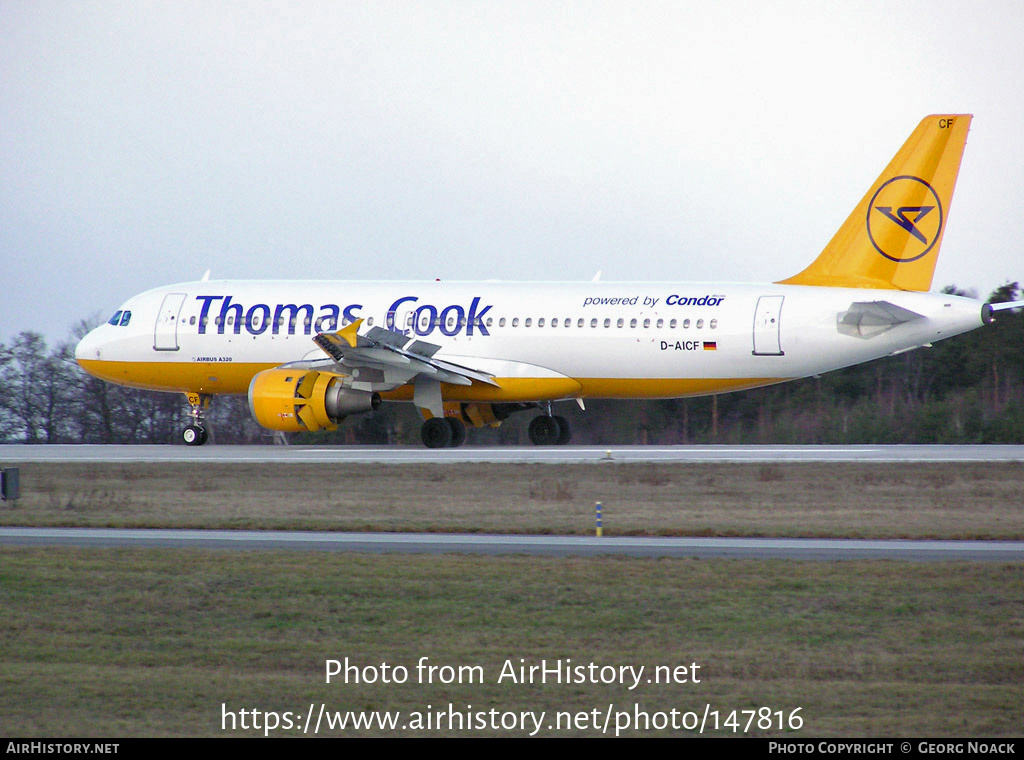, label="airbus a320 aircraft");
[76,114,1020,447]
